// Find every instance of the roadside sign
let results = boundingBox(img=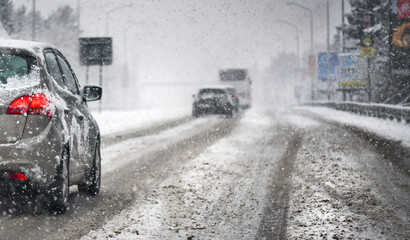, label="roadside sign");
[360,47,375,58]
[397,0,410,18]
[79,37,112,112]
[79,37,113,66]
[391,1,410,76]
[318,52,339,82]
[393,22,410,47]
[328,53,339,79]
[360,37,374,58]
[338,54,367,87]
[362,37,372,47]
[318,53,328,82]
